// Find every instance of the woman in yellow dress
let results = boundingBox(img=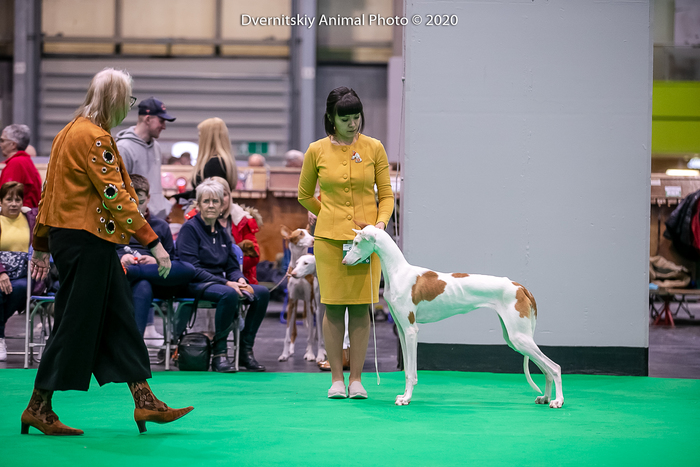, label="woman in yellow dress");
[298,87,394,399]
